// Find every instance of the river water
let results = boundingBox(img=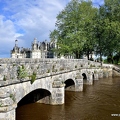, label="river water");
[16,77,120,120]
